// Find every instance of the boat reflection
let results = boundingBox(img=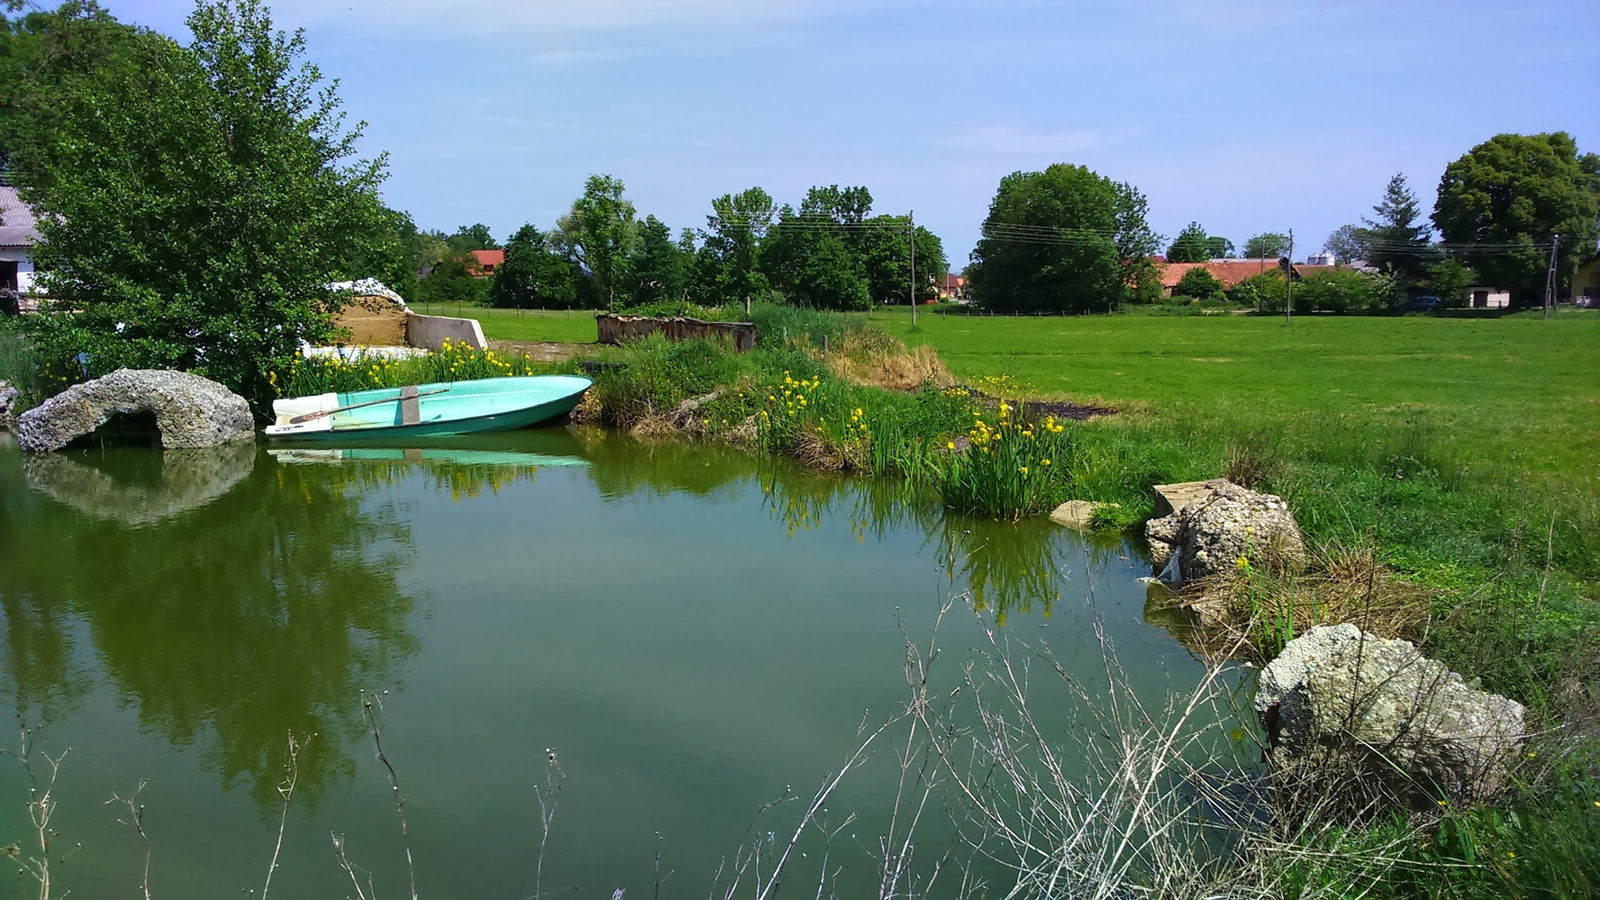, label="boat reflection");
[267,431,591,501]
